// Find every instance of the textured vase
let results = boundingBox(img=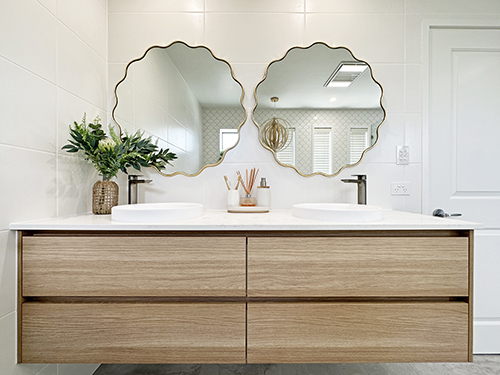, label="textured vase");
[92,180,119,214]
